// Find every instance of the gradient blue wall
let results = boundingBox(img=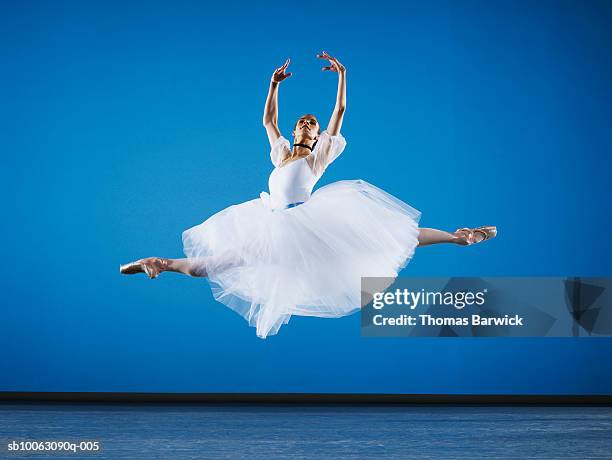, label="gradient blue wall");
[1,0,611,394]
